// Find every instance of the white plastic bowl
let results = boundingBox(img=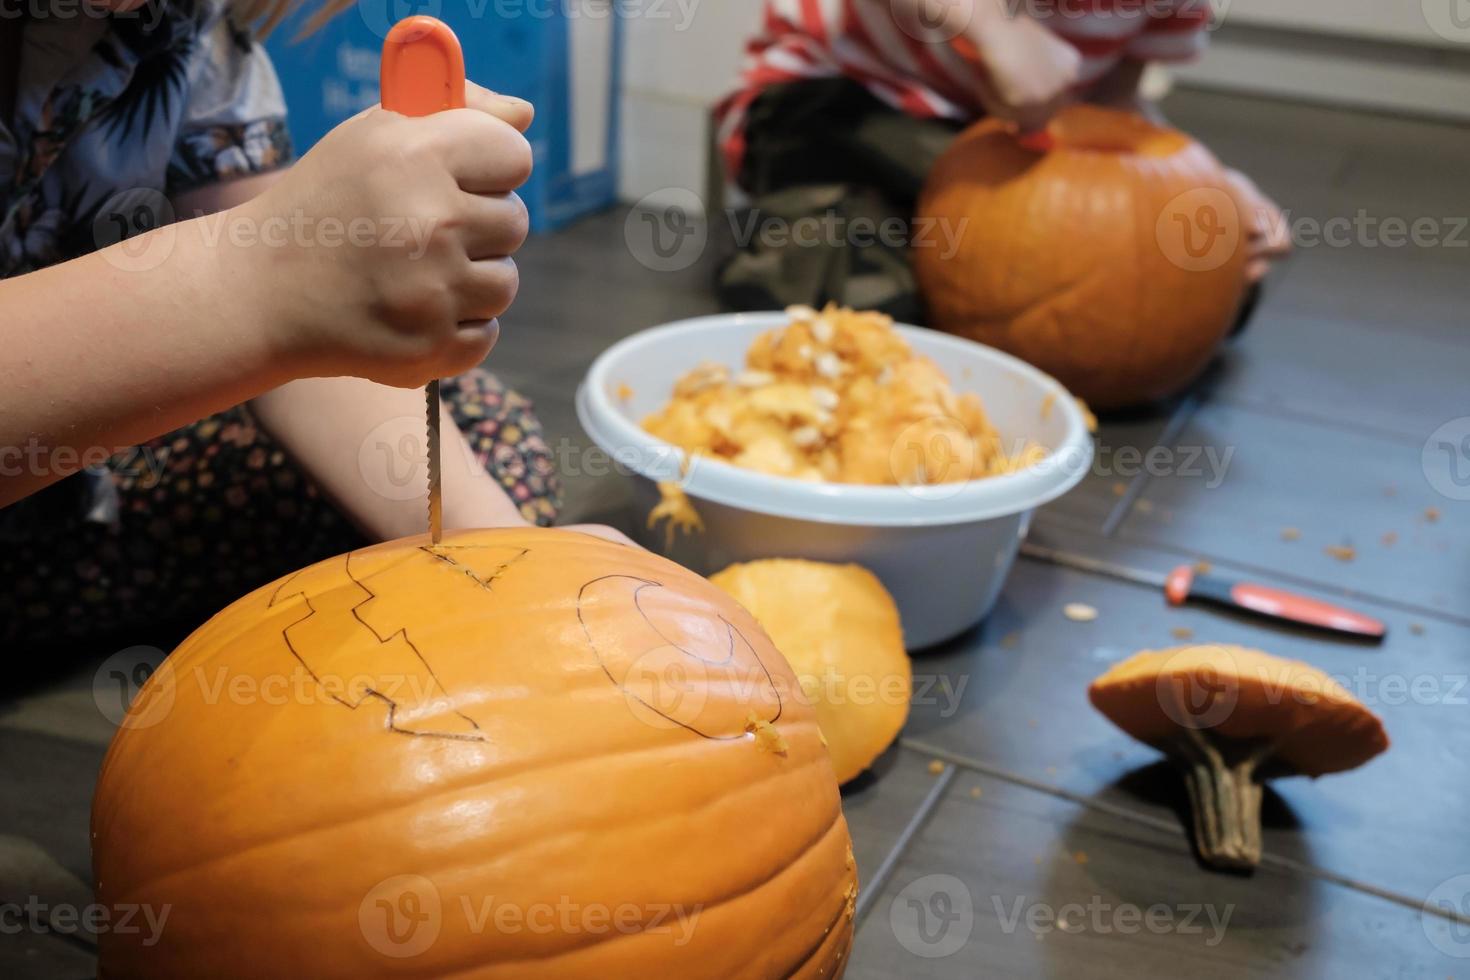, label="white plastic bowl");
[576,313,1093,648]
